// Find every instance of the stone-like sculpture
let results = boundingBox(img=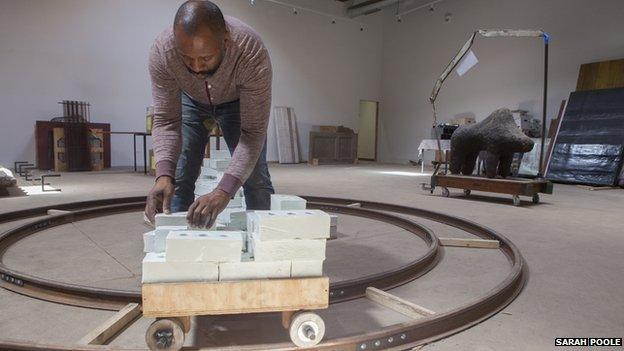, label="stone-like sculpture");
[0,166,17,187]
[449,108,534,178]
